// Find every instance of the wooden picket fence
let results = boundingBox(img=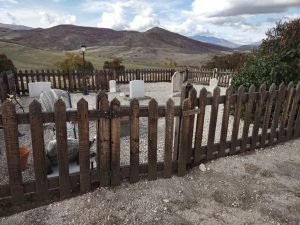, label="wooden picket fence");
[11,68,235,95]
[1,82,300,207]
